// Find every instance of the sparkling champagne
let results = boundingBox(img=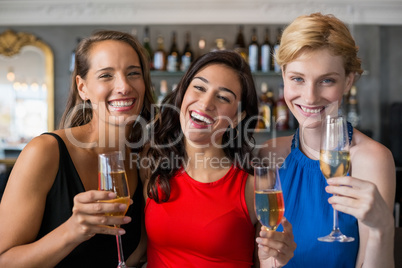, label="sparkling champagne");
[320,150,350,179]
[98,170,130,217]
[255,190,284,230]
[99,196,130,217]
